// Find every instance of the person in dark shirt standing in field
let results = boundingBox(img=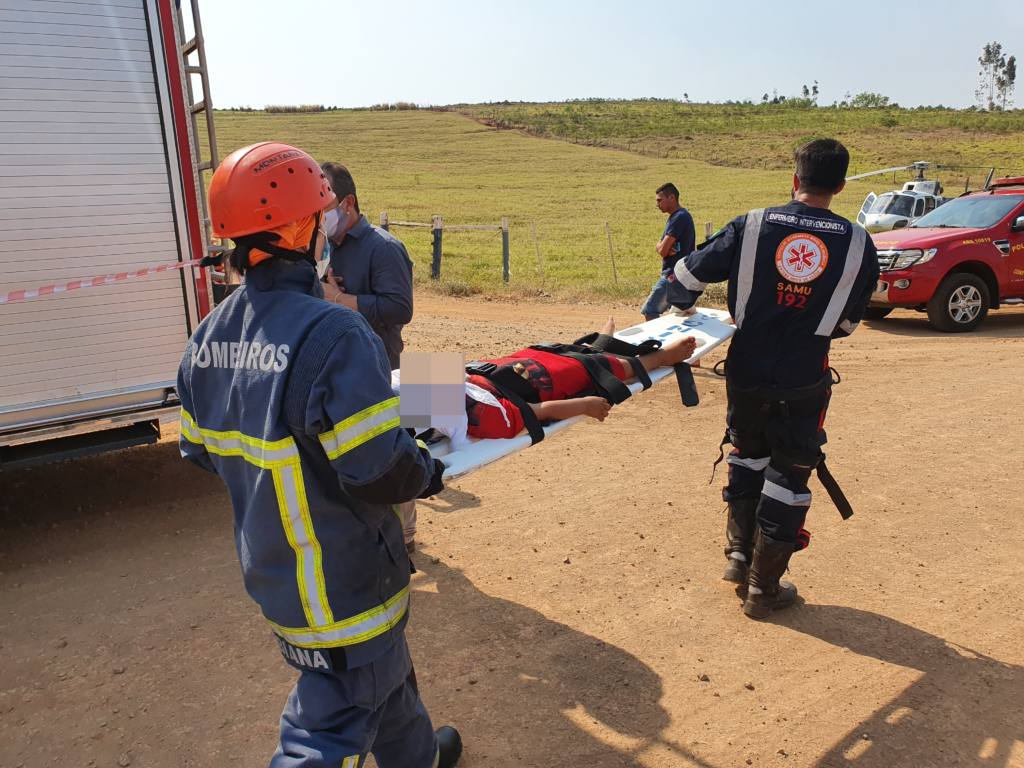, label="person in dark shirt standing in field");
[319,163,420,552]
[320,163,414,370]
[642,183,697,321]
